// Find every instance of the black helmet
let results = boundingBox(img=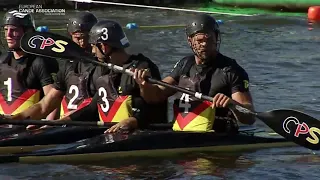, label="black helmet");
[89,20,130,49]
[185,14,220,37]
[2,9,35,29]
[67,12,98,33]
